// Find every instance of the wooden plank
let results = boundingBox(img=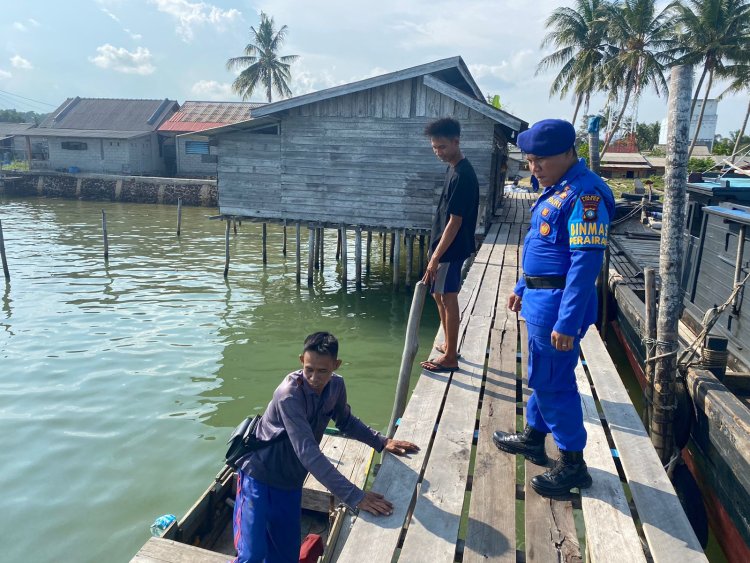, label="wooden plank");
[579,327,707,562]
[575,363,646,563]
[398,314,492,562]
[131,538,231,563]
